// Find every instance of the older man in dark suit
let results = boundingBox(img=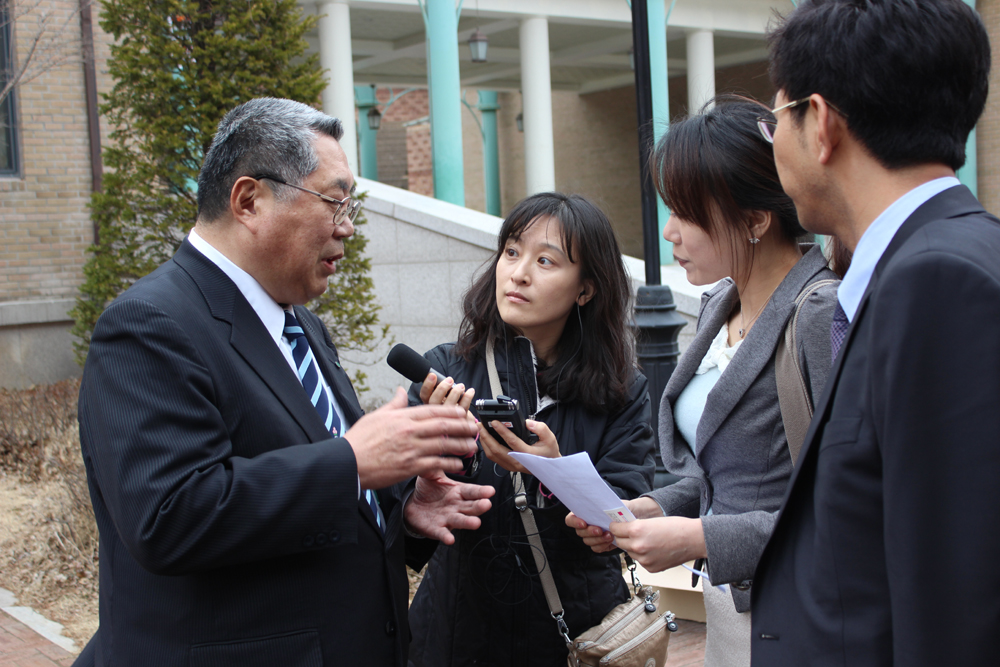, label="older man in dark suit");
[76,98,493,666]
[751,1,1000,665]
